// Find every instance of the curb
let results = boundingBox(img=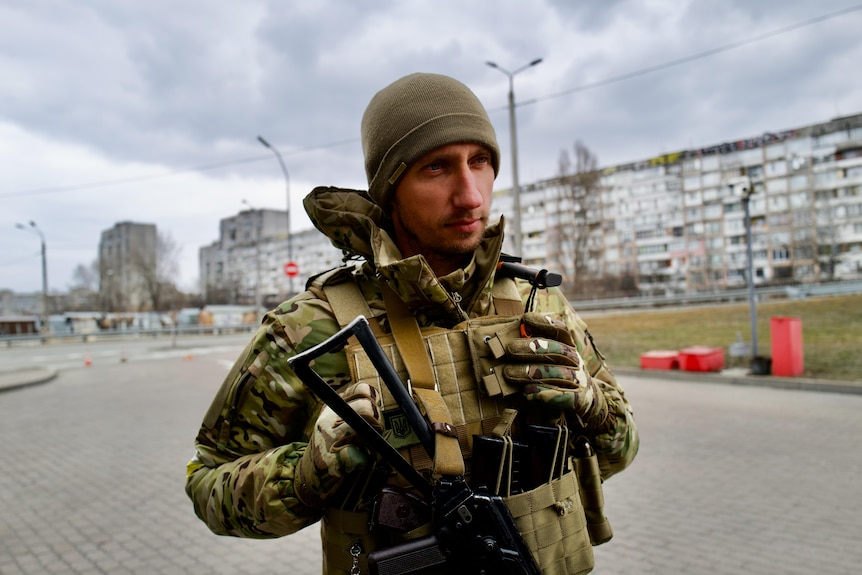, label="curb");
[1,364,859,396]
[0,367,59,394]
[615,367,862,395]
